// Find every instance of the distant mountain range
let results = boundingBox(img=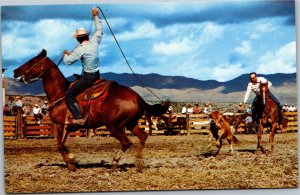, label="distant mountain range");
[4,72,297,103]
